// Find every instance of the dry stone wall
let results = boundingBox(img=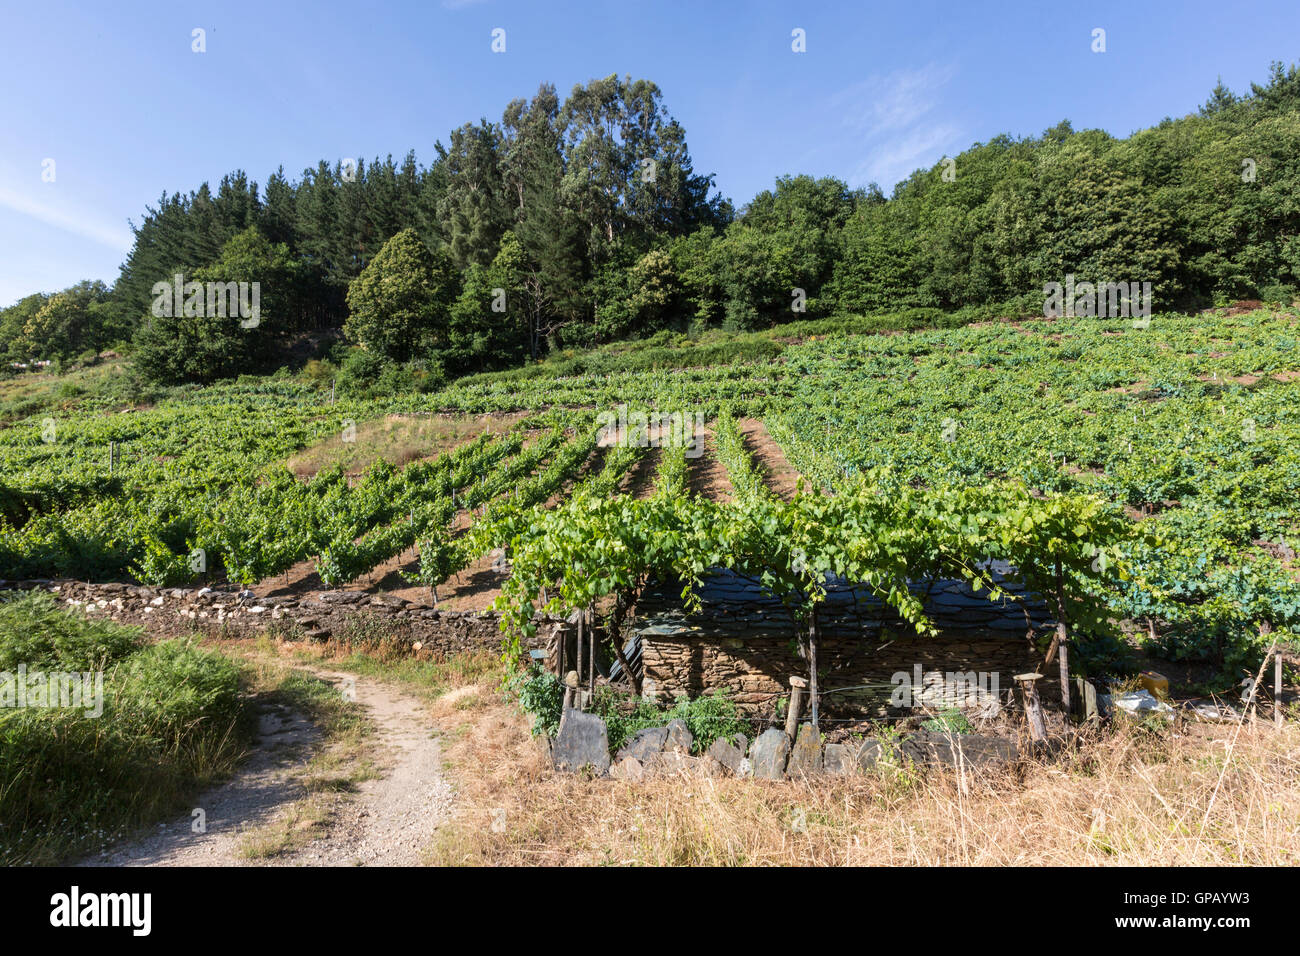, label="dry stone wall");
[0,579,551,657]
